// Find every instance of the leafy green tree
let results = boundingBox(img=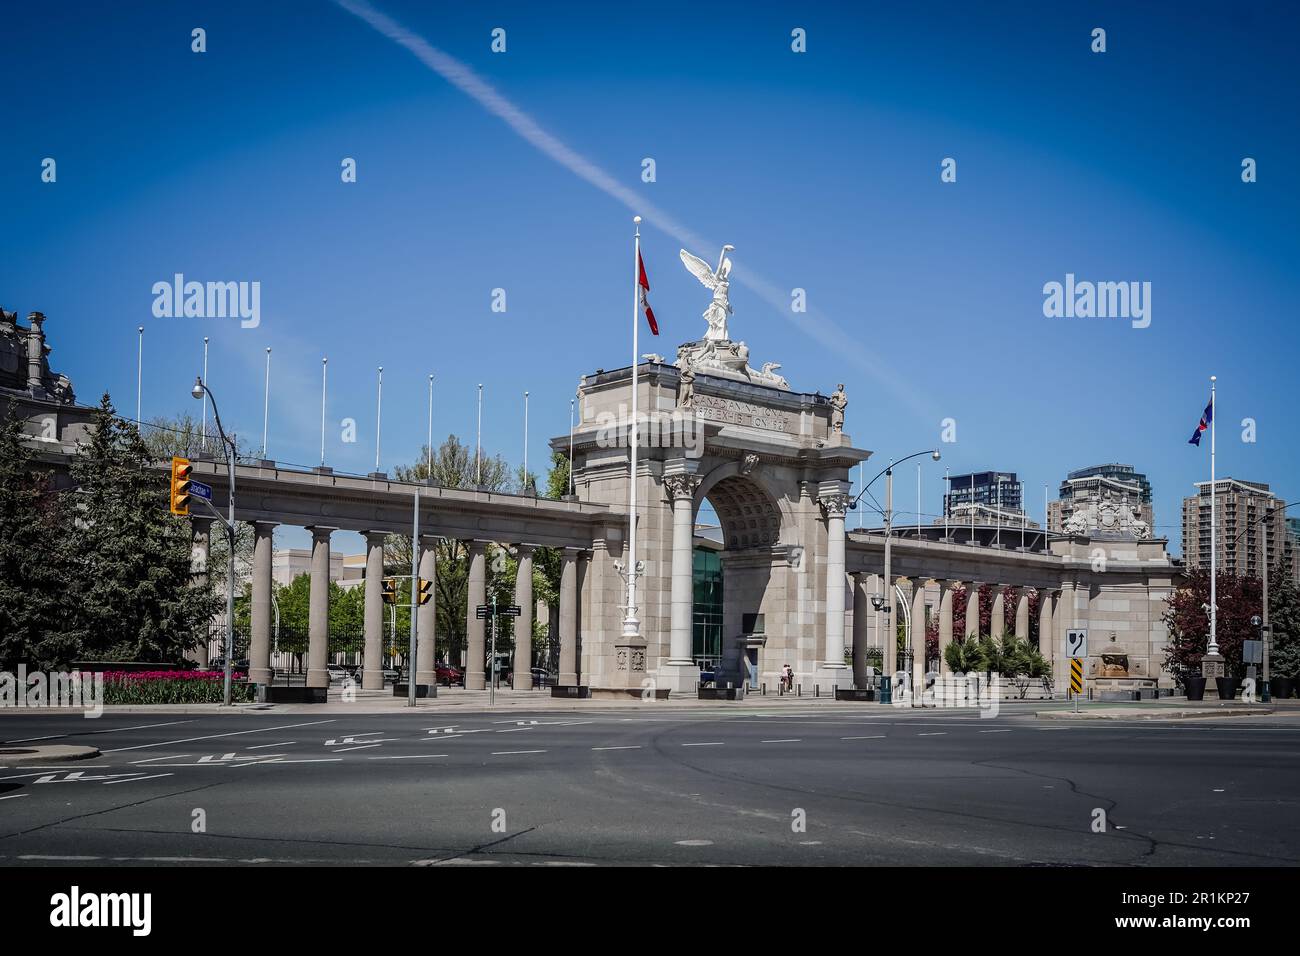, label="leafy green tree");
[0,404,75,669]
[1269,578,1300,678]
[63,394,222,662]
[385,435,514,665]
